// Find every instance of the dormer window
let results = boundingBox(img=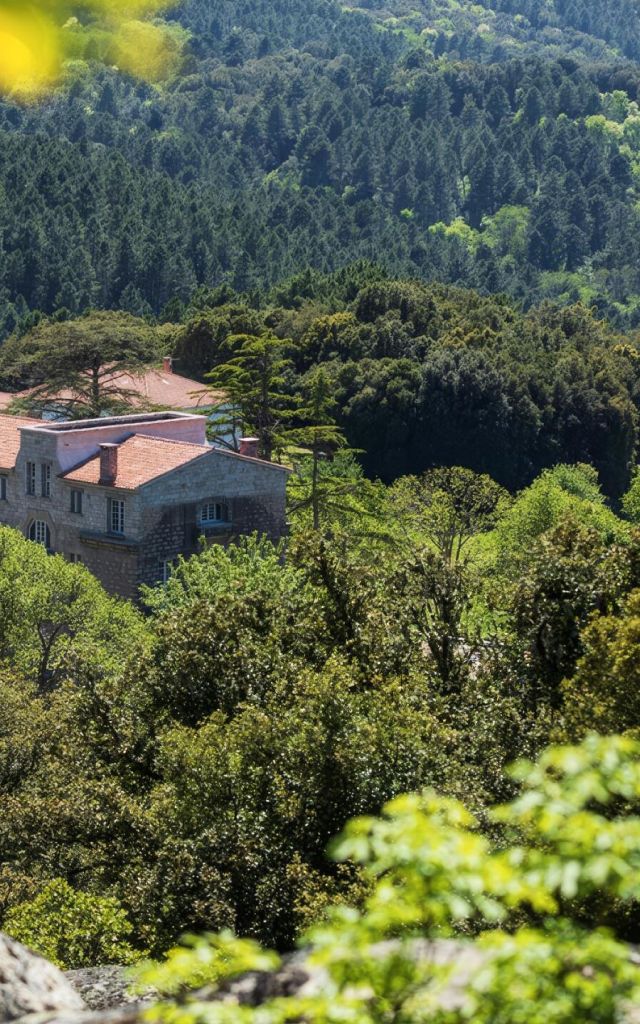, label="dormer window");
[200,502,229,525]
